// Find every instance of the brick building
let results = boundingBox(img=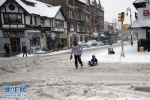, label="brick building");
[38,0,104,47]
